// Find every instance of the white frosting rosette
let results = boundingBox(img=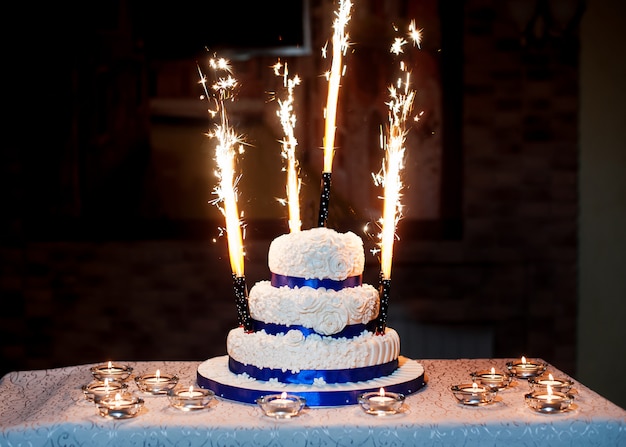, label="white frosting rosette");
[268,227,365,280]
[248,281,379,335]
